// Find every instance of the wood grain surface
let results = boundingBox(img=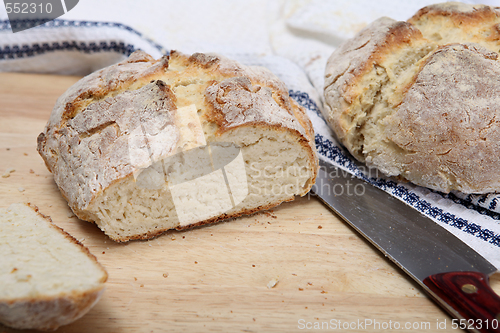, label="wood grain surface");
[0,72,498,333]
